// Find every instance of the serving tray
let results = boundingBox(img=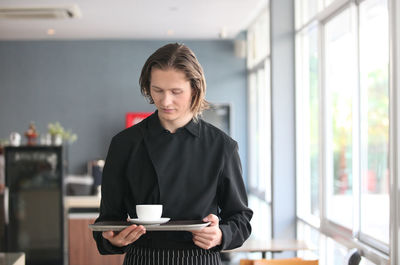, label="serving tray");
[89,220,210,232]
